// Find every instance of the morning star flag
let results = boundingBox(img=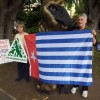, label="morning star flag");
[25,30,93,86]
[25,34,39,79]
